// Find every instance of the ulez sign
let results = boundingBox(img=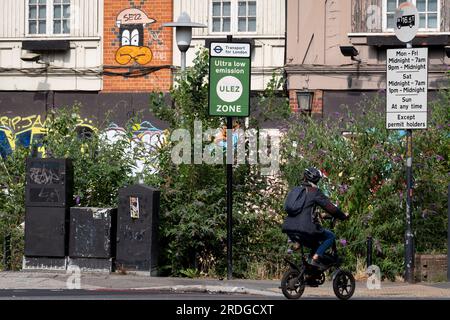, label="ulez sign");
[209,42,251,117]
[386,48,428,130]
